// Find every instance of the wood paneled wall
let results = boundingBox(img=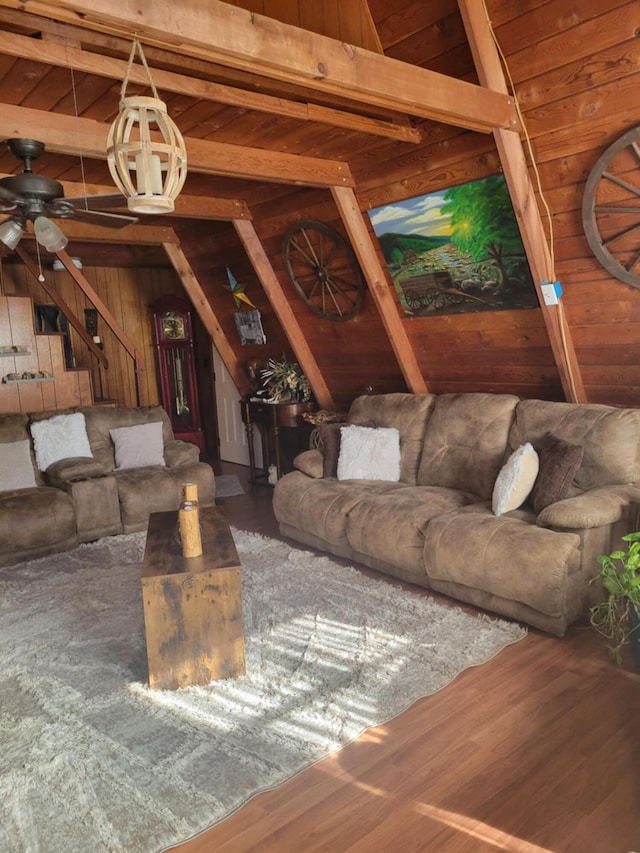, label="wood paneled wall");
[1,260,185,409]
[236,0,640,409]
[2,1,638,413]
[0,295,93,414]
